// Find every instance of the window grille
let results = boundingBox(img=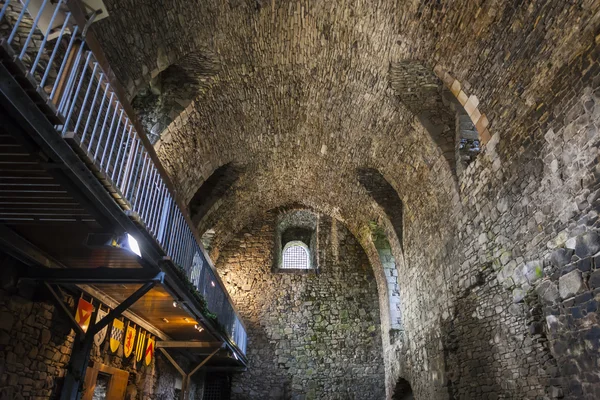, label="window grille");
[282,243,310,269]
